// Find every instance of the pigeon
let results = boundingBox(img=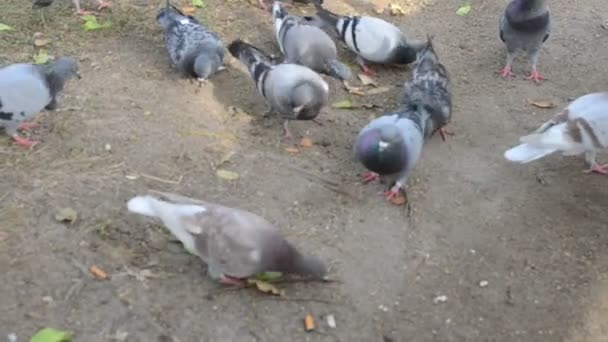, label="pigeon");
[498,0,551,83]
[258,0,322,11]
[401,35,452,141]
[228,39,329,139]
[271,1,351,82]
[355,102,429,200]
[157,0,226,83]
[311,0,422,76]
[127,190,328,286]
[504,92,608,175]
[0,57,80,148]
[32,0,112,16]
